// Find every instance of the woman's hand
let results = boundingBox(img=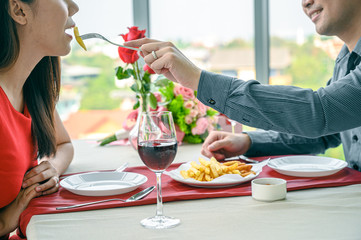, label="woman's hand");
[0,184,41,236]
[125,38,202,91]
[22,160,60,196]
[201,131,252,160]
